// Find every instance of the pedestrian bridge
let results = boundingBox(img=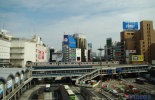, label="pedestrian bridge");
[75,64,149,87]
